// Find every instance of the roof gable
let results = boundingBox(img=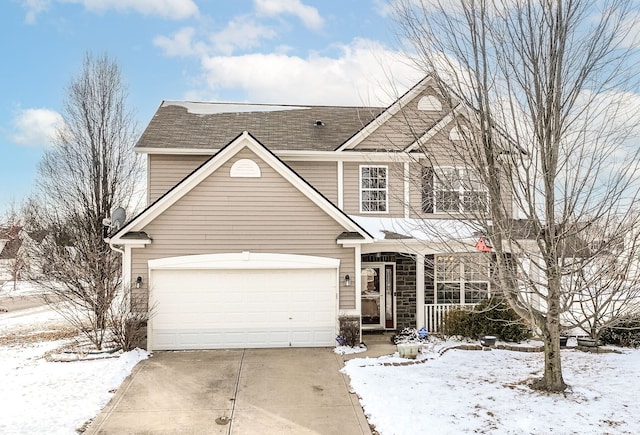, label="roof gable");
[336,76,437,151]
[111,132,373,244]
